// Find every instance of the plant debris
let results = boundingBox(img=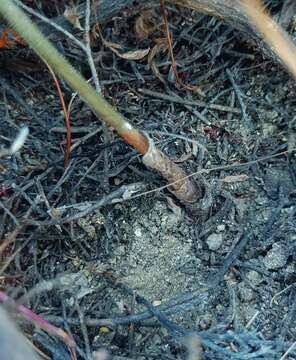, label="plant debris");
[0,1,296,359]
